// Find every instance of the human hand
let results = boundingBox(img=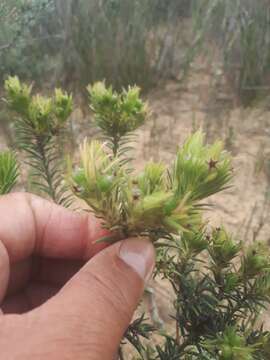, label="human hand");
[0,193,155,360]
